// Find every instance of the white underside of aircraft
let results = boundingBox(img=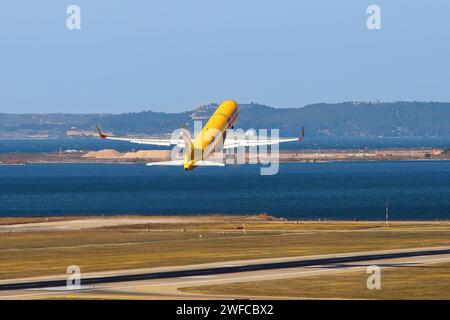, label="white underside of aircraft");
[99,134,301,149]
[97,130,303,168]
